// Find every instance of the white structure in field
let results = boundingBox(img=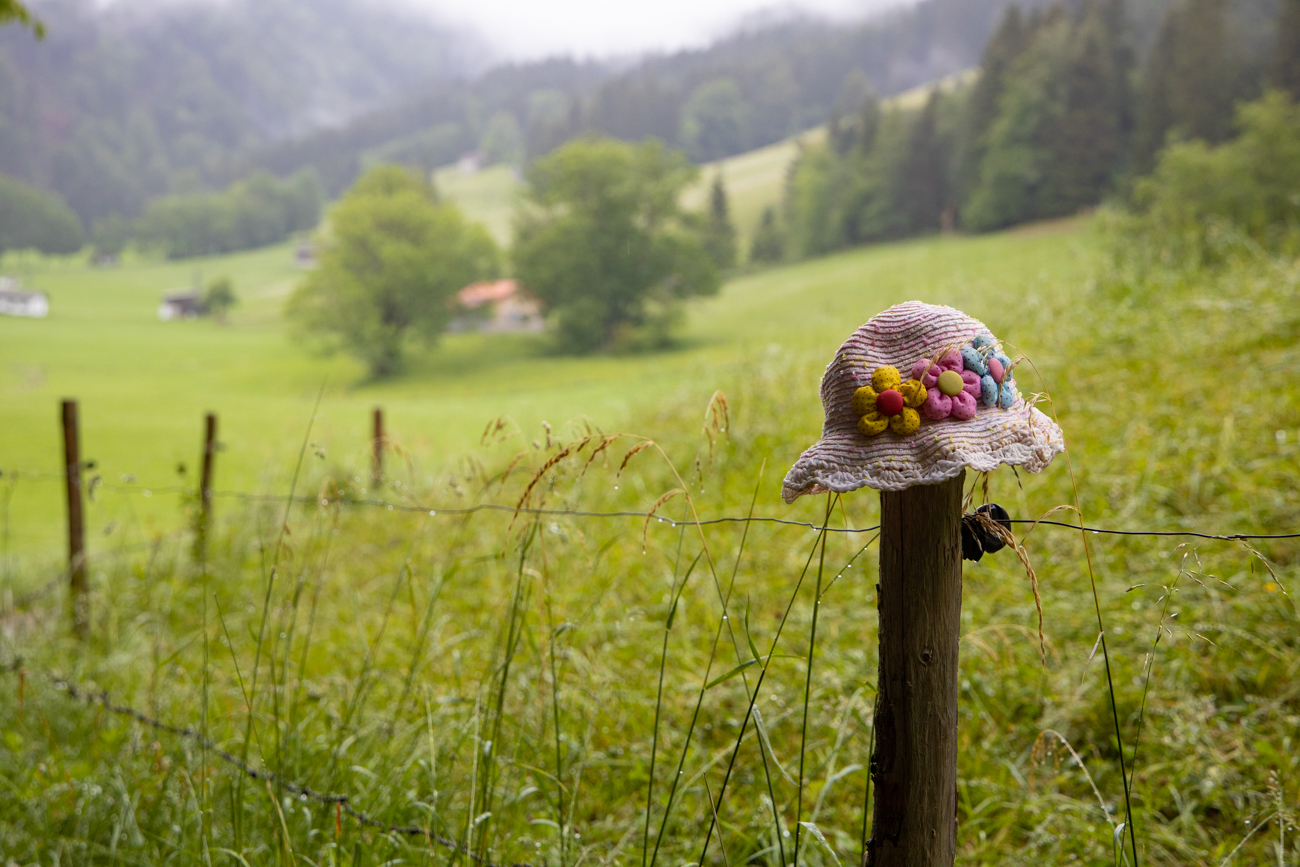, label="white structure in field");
[158,291,203,321]
[0,277,49,318]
